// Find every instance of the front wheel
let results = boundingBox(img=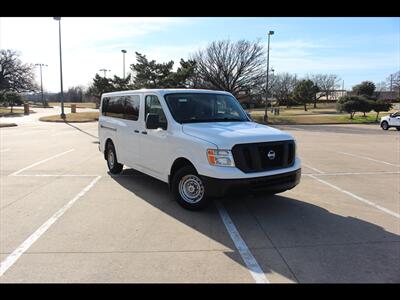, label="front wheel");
[396,127,400,131]
[381,121,389,130]
[171,165,209,210]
